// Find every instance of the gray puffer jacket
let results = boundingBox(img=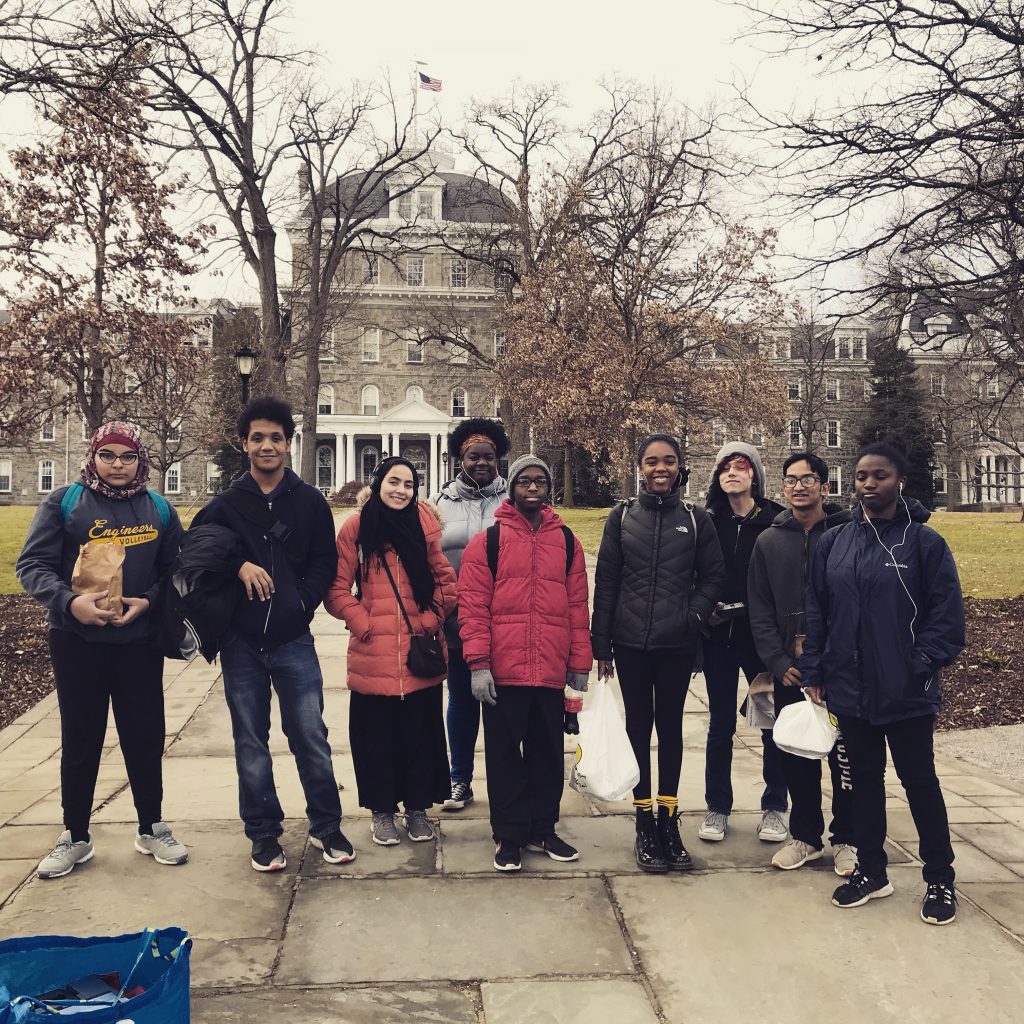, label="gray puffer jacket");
[591,485,726,658]
[430,474,508,646]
